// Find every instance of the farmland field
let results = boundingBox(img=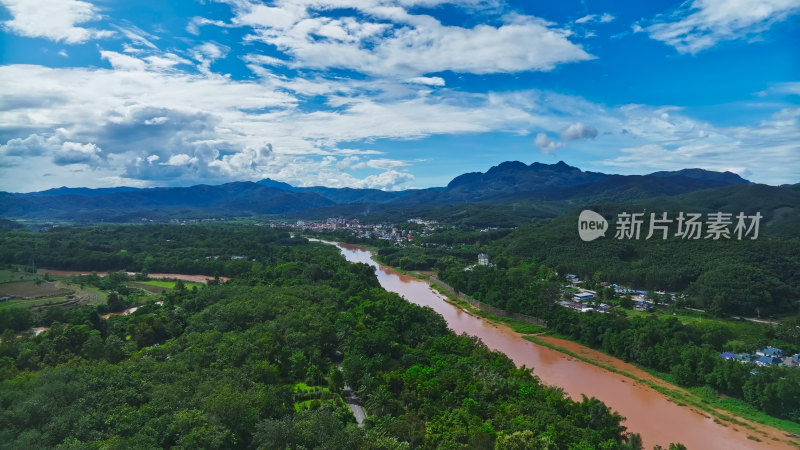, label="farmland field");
[0,296,70,310]
[0,281,71,298]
